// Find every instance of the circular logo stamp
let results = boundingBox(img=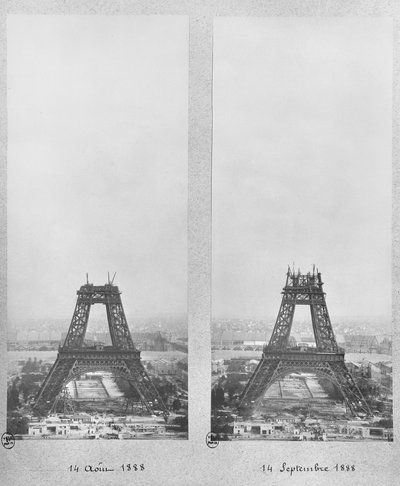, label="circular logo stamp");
[1,432,15,450]
[205,432,219,448]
